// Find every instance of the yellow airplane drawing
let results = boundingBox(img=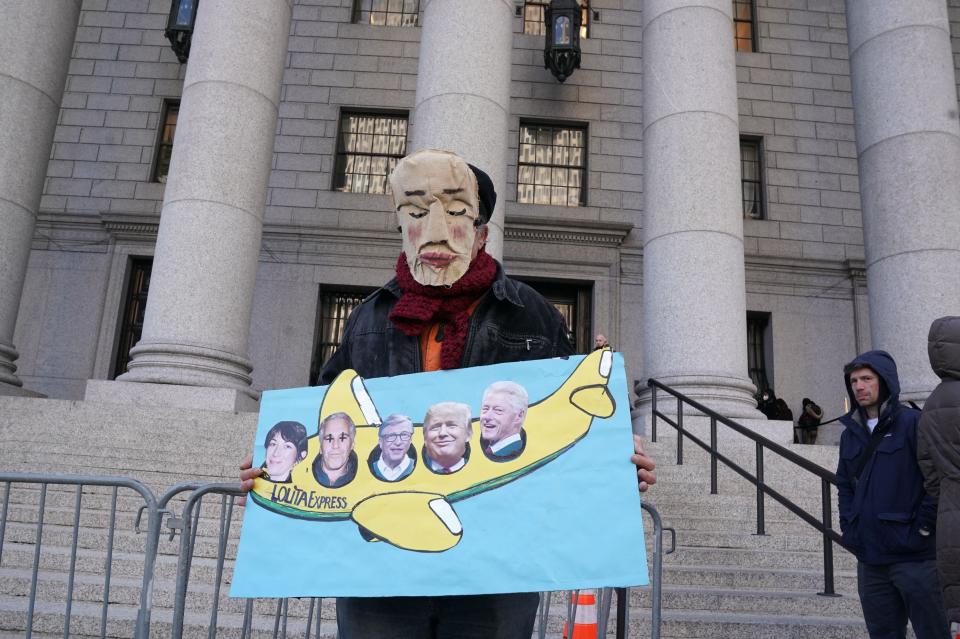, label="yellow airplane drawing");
[250,348,616,552]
